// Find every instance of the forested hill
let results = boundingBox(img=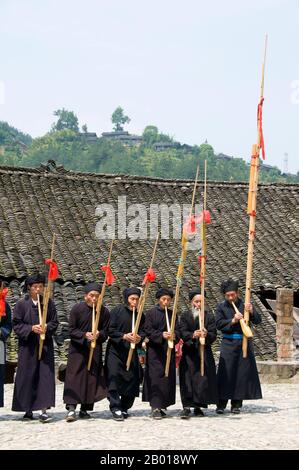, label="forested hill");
[0,110,298,183]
